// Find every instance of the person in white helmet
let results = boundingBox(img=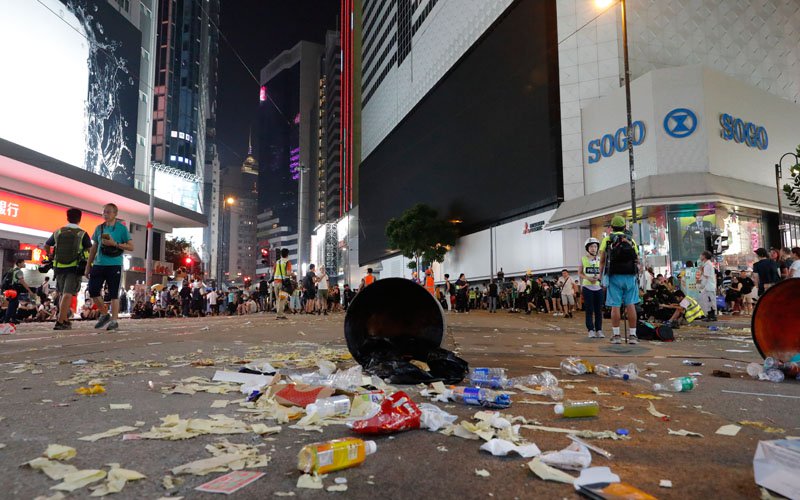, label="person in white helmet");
[578,237,604,338]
